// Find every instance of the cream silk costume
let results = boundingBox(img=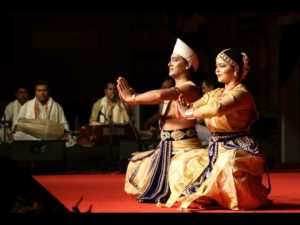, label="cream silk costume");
[166,84,270,210]
[124,81,209,204]
[89,96,129,125]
